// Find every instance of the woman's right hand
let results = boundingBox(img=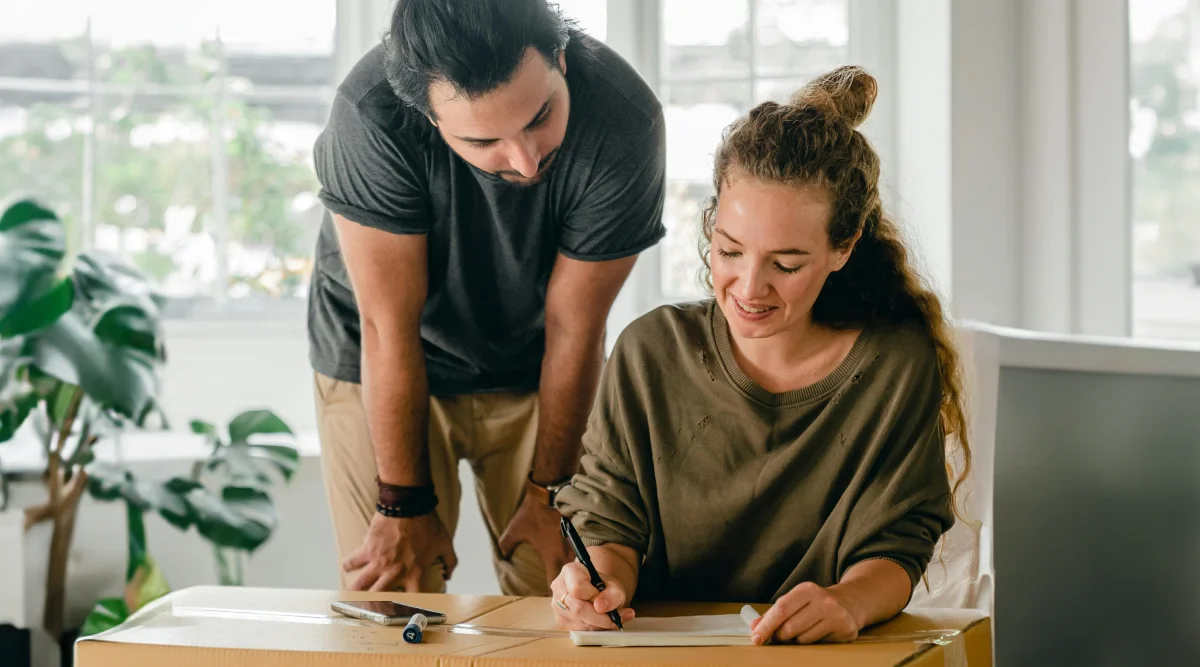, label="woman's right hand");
[550,561,636,630]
